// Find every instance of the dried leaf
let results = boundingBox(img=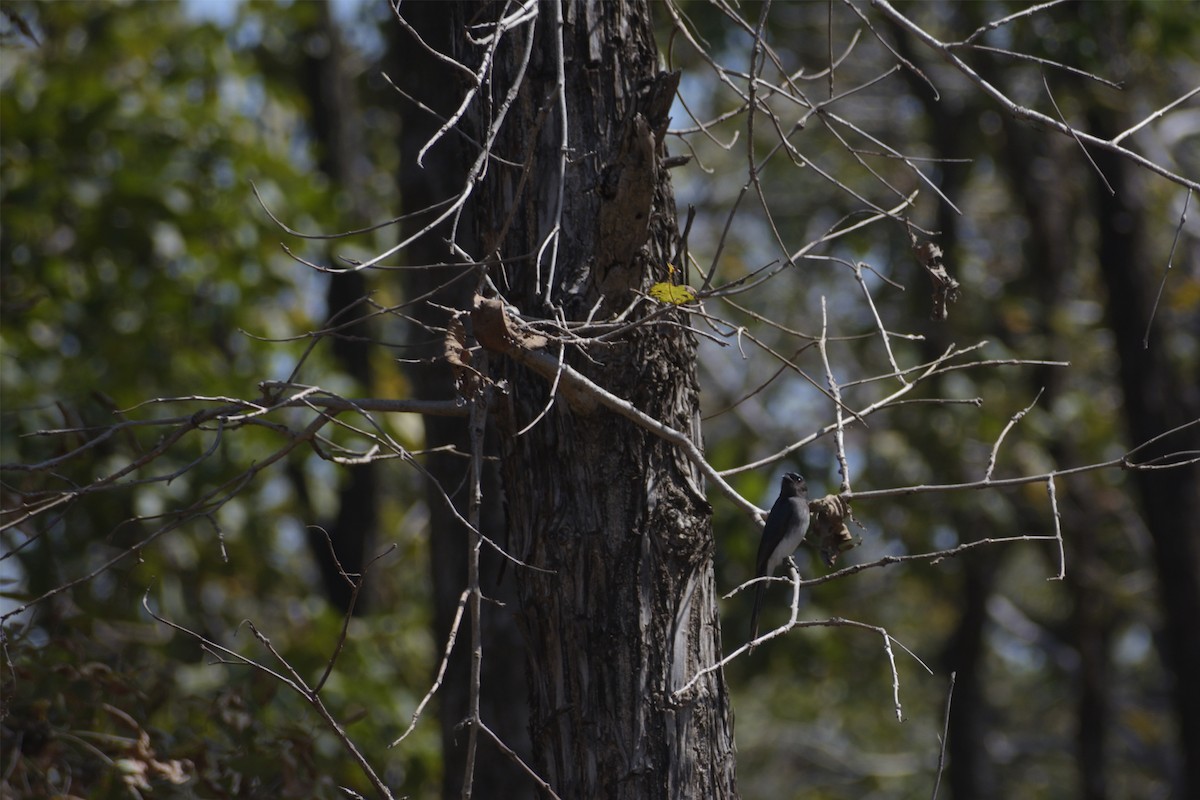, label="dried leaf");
[444,317,480,396]
[909,228,962,321]
[807,494,859,568]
